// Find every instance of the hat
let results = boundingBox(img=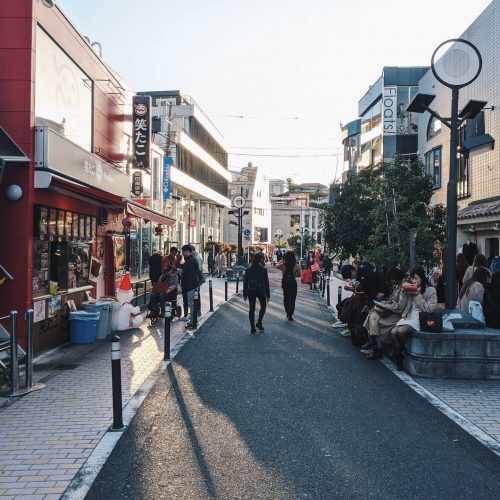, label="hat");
[119,273,132,291]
